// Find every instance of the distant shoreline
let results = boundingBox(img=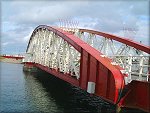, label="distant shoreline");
[0,56,23,64]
